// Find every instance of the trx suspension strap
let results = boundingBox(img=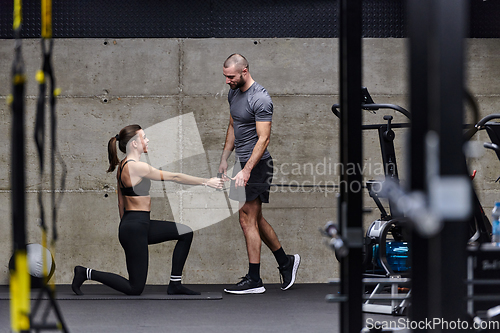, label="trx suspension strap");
[31,0,69,331]
[10,0,30,332]
[34,0,55,283]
